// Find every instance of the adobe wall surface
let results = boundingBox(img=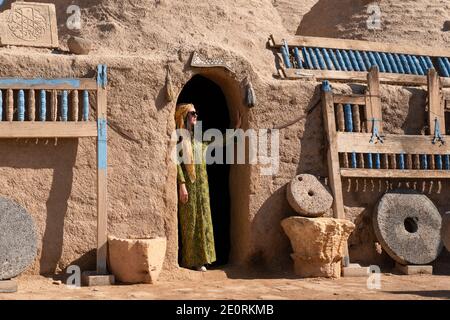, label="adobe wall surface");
[0,0,449,276]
